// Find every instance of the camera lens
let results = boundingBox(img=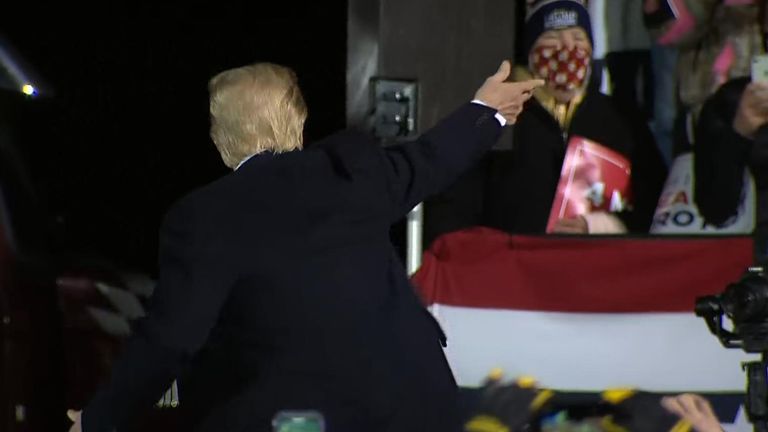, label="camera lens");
[721,273,768,323]
[694,295,722,317]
